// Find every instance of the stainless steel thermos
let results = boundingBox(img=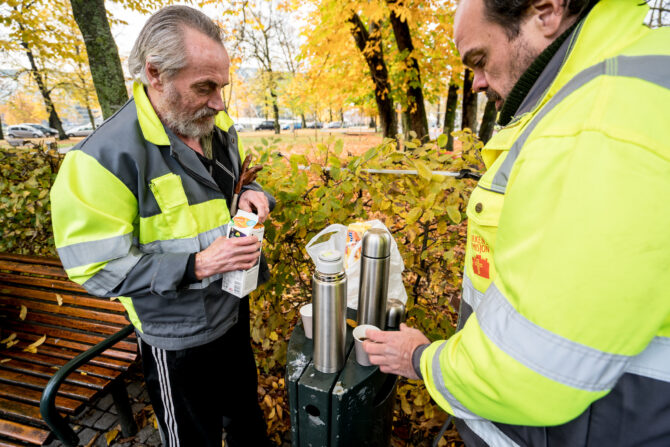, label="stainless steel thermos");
[385,298,406,330]
[312,249,347,373]
[357,228,392,328]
